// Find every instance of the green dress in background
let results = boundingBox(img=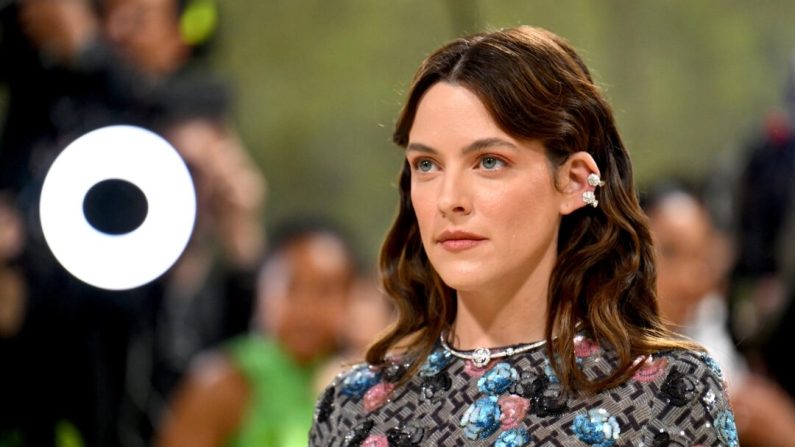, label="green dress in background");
[226,336,316,447]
